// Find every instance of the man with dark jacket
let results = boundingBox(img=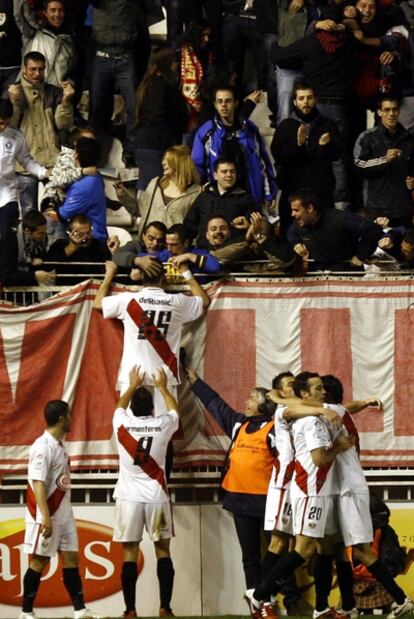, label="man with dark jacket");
[287,188,383,271]
[354,96,414,227]
[184,157,257,247]
[89,0,150,165]
[271,83,342,234]
[272,20,357,207]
